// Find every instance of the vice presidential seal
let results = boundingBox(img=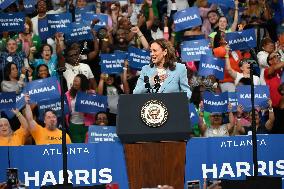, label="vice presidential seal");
[140,100,168,128]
